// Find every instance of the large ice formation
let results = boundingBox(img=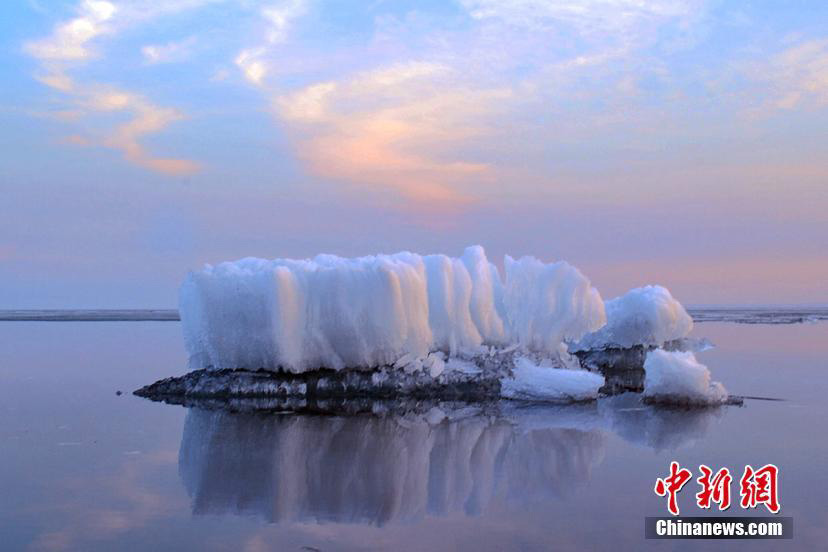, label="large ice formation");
[572,285,693,351]
[178,245,705,409]
[180,246,606,372]
[642,349,728,405]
